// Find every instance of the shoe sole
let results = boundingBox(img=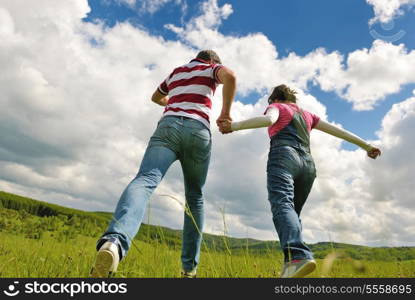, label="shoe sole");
[90,250,115,278]
[291,261,317,278]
